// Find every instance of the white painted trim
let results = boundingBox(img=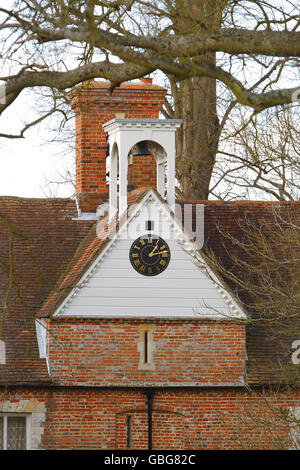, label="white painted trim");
[119,140,128,217]
[35,319,50,375]
[156,161,165,198]
[52,189,248,320]
[35,319,47,359]
[50,313,244,319]
[72,212,98,221]
[26,414,31,450]
[109,141,119,220]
